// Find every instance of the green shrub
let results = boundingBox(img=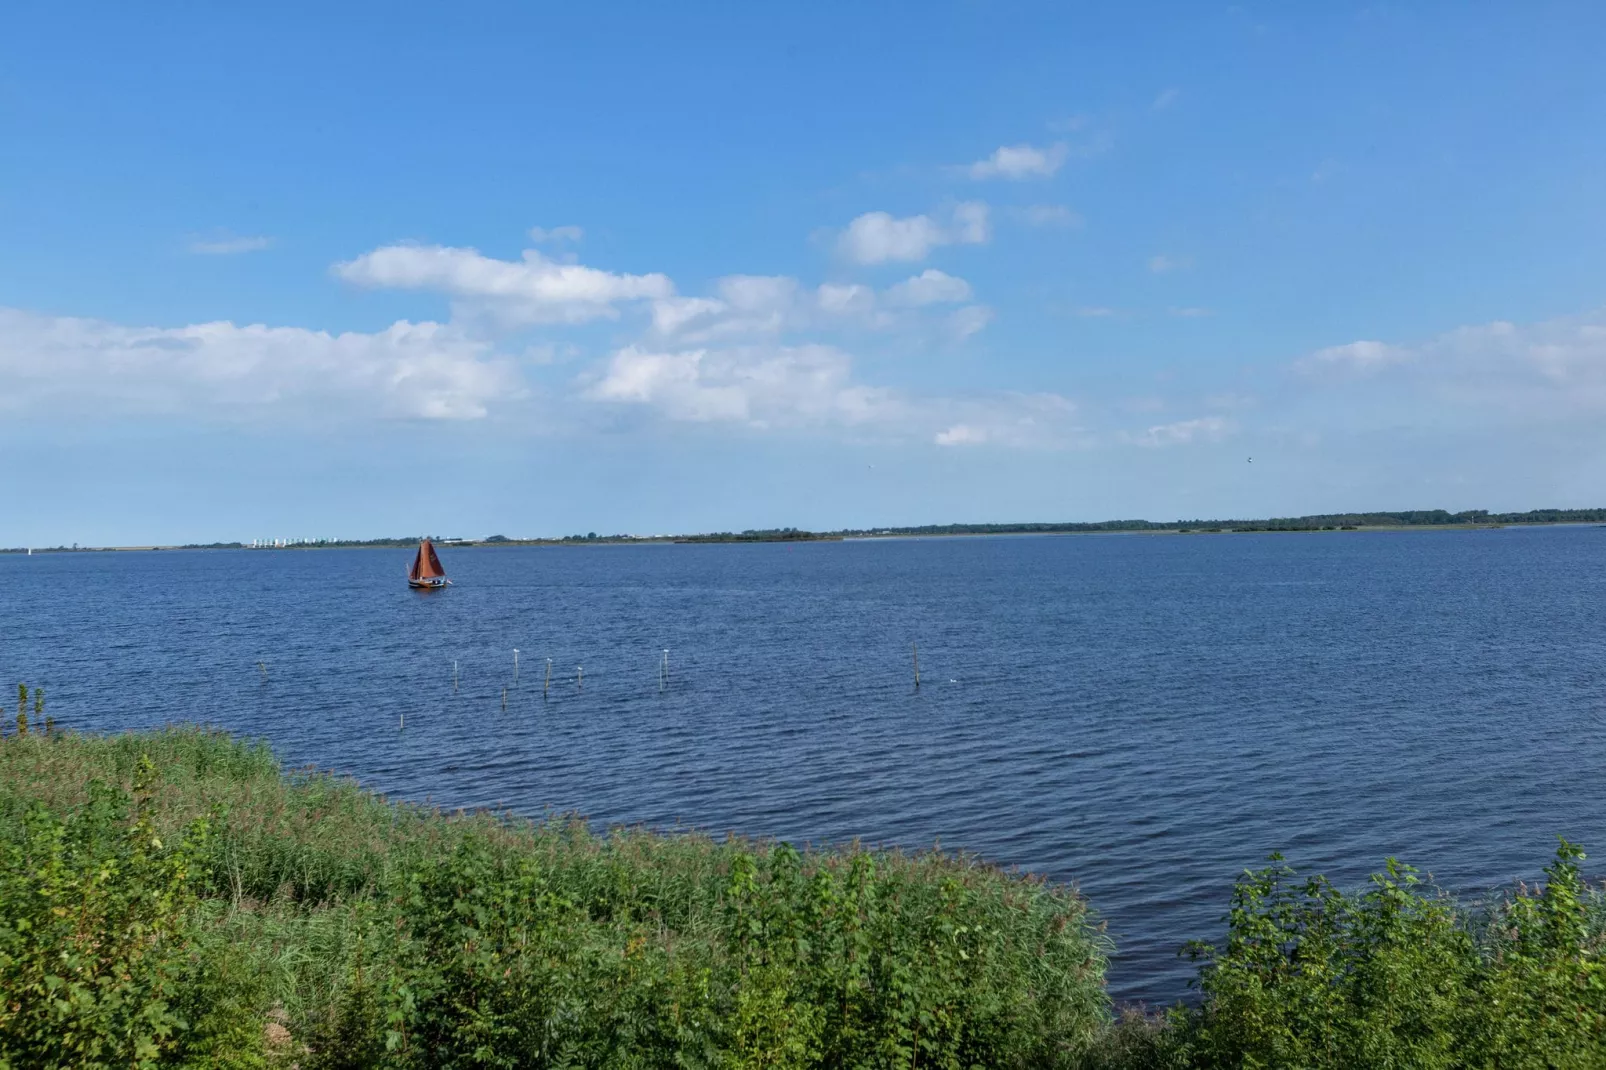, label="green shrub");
[0,728,1110,1068]
[0,754,267,1068]
[1177,844,1606,1069]
[12,724,1599,1068]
